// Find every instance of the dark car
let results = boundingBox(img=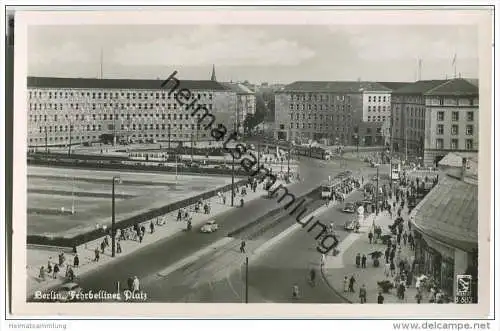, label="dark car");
[342,203,356,213]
